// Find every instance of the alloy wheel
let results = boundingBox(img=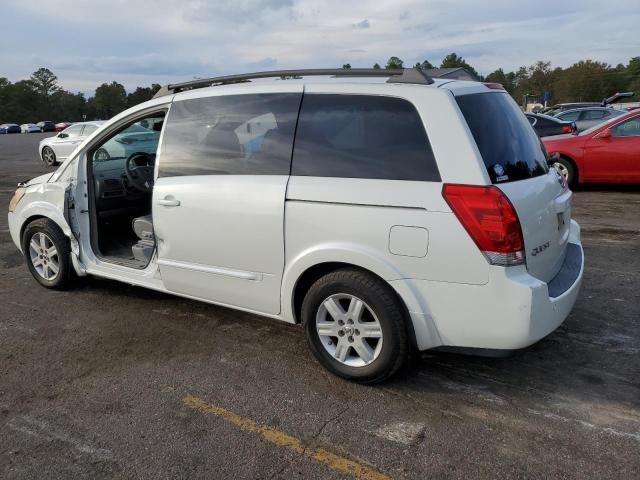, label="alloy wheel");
[43,147,56,166]
[315,293,383,367]
[28,232,60,281]
[554,162,569,182]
